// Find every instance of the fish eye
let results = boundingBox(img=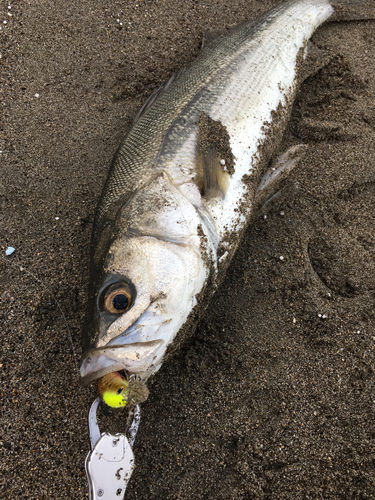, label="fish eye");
[103,283,133,314]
